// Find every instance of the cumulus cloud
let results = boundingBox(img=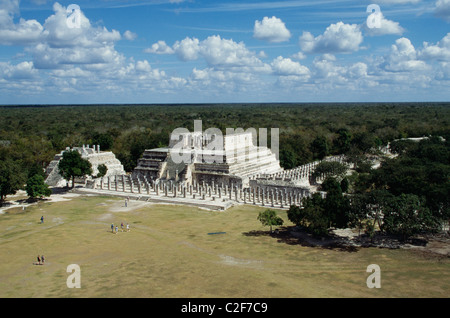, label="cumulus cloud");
[253,16,291,43]
[42,3,120,49]
[24,3,123,69]
[0,61,38,79]
[144,40,175,54]
[149,35,270,72]
[434,0,450,22]
[123,30,137,41]
[291,51,306,60]
[271,56,309,76]
[0,0,43,45]
[384,37,430,72]
[299,22,363,54]
[173,37,200,61]
[420,33,450,61]
[199,35,267,69]
[363,12,405,36]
